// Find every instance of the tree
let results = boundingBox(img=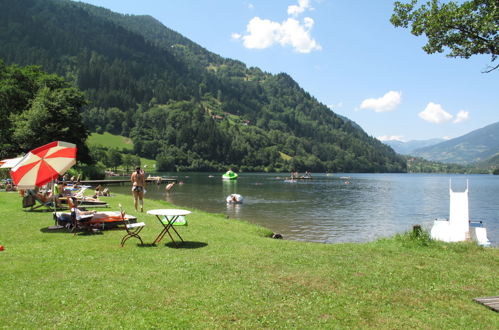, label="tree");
[122,154,136,172]
[156,152,176,171]
[105,149,122,171]
[391,0,499,72]
[0,61,91,162]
